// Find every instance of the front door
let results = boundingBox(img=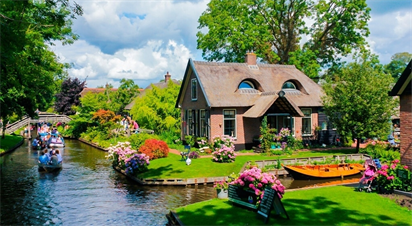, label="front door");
[267,114,294,134]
